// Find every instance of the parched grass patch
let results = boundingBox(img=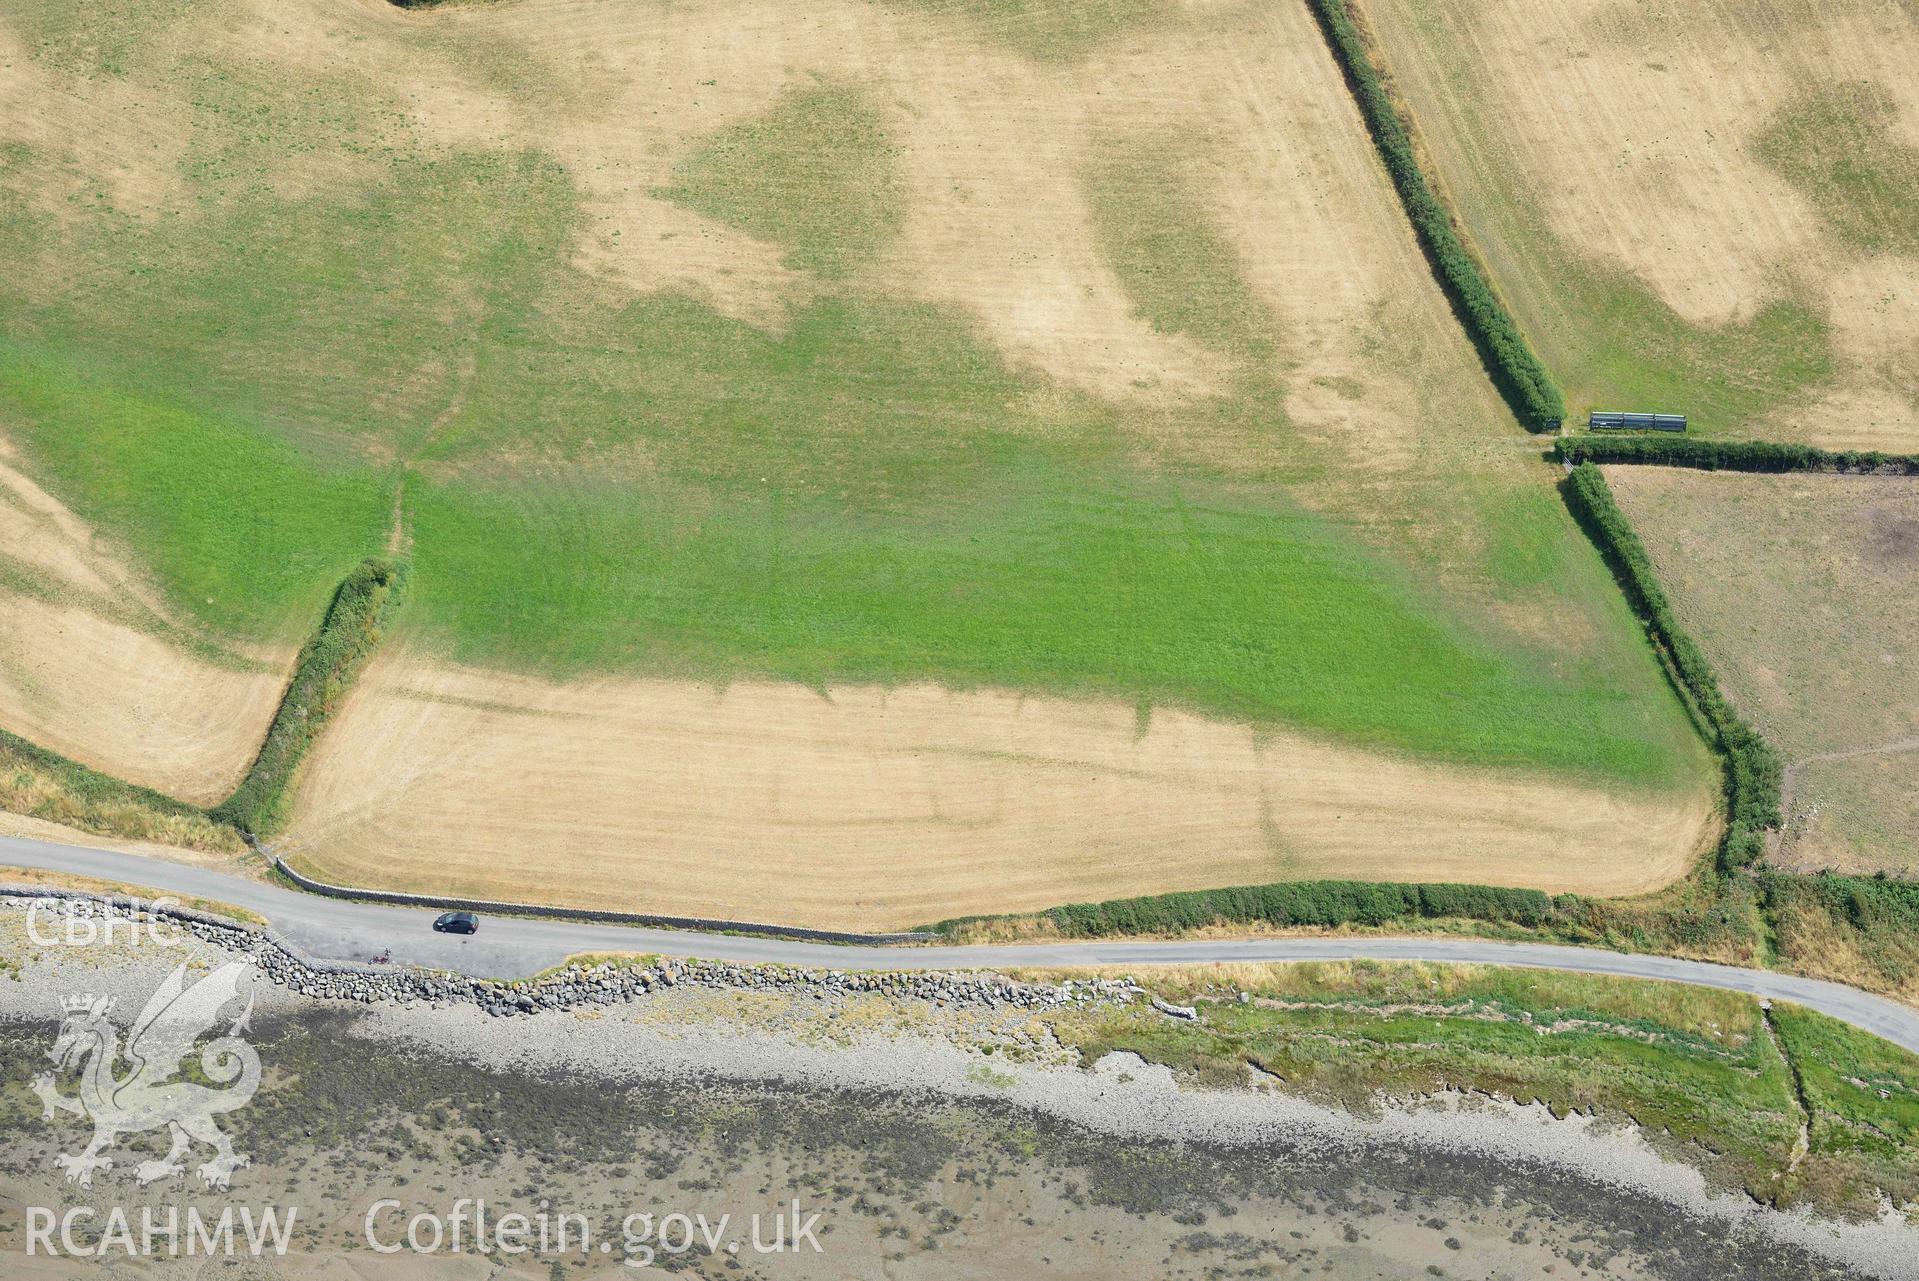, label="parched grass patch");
[880,0,1175,63]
